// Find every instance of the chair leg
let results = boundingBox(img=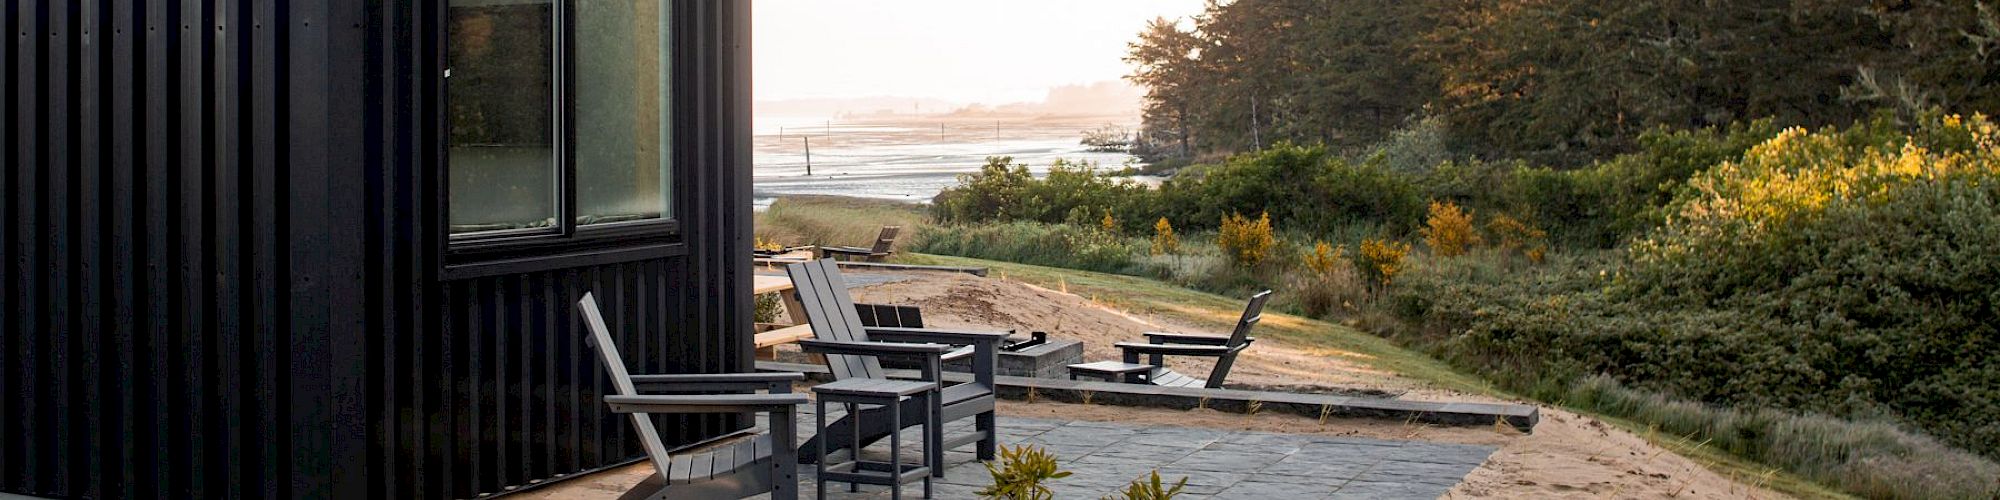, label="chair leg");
[976,410,997,460]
